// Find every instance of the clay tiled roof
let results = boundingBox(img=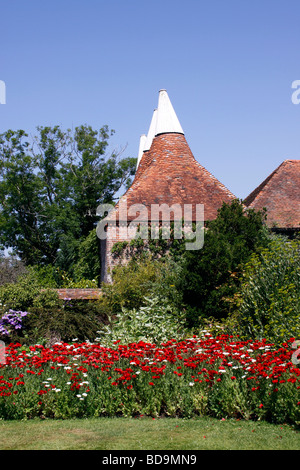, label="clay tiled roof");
[115,132,236,222]
[244,160,300,229]
[109,89,236,224]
